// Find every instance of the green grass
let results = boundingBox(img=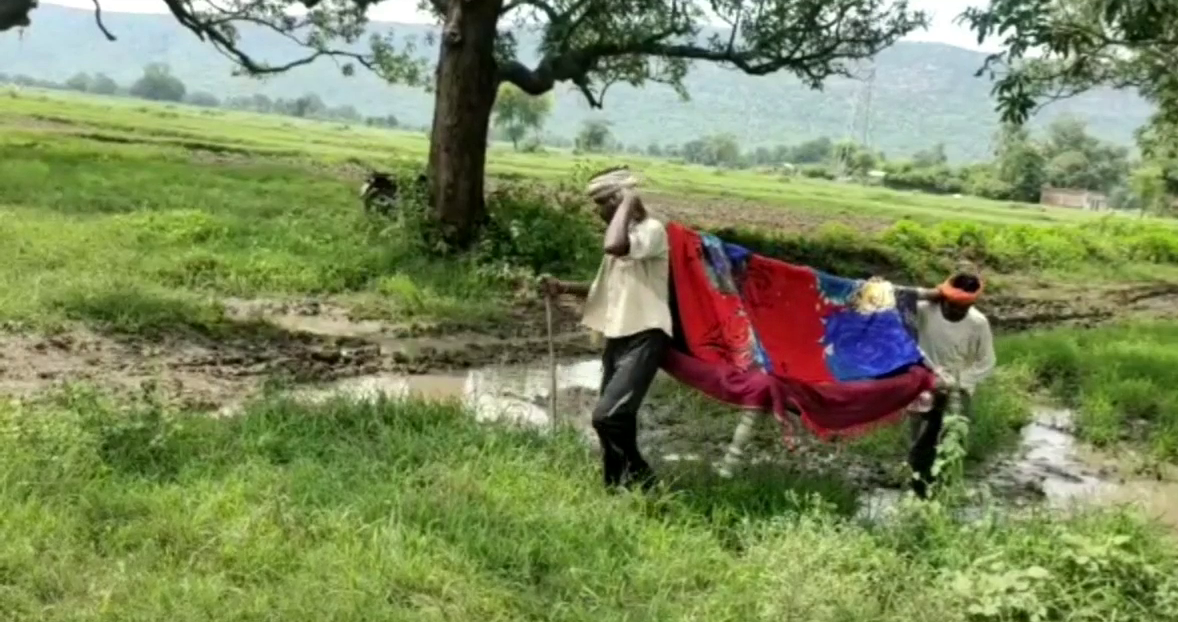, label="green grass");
[0,387,1176,621]
[5,89,1178,337]
[2,103,1178,337]
[4,89,1178,620]
[2,88,1166,228]
[0,131,515,333]
[1000,321,1178,461]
